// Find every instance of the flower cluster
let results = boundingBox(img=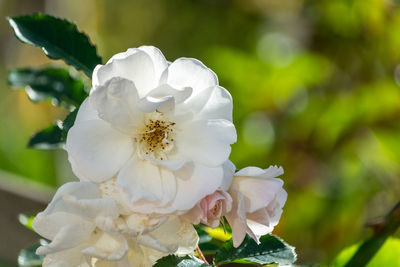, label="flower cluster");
[33,46,287,266]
